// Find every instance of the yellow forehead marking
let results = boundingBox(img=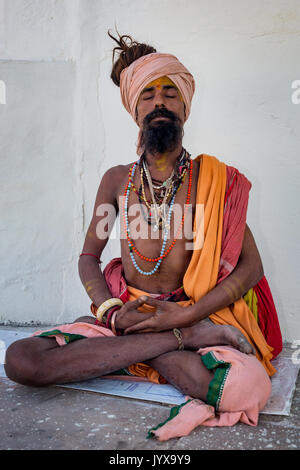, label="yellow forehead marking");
[143,76,184,103]
[146,76,176,90]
